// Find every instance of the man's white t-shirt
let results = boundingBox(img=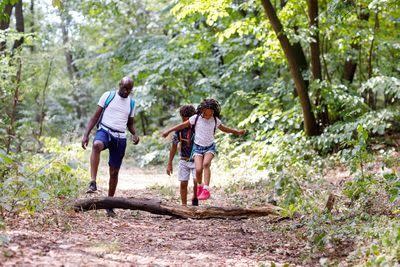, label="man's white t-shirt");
[98,91,135,138]
[189,115,221,147]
